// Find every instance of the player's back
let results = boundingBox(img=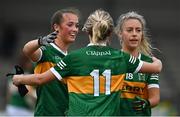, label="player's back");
[60,45,127,116]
